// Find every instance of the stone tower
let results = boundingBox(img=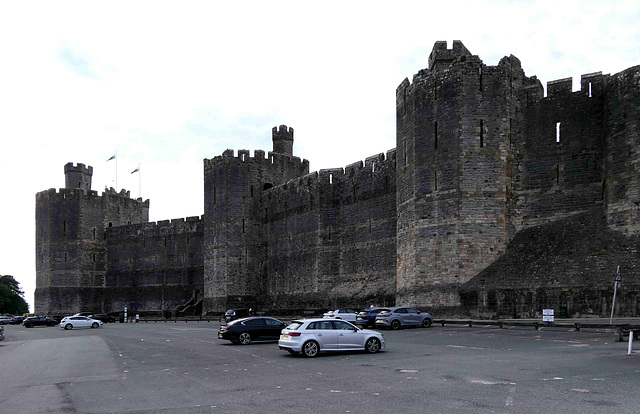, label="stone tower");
[35,163,149,314]
[395,41,524,307]
[202,125,309,313]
